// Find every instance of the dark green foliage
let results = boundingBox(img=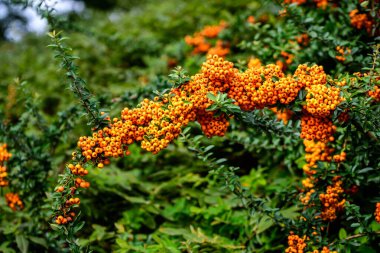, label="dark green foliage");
[0,0,379,252]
